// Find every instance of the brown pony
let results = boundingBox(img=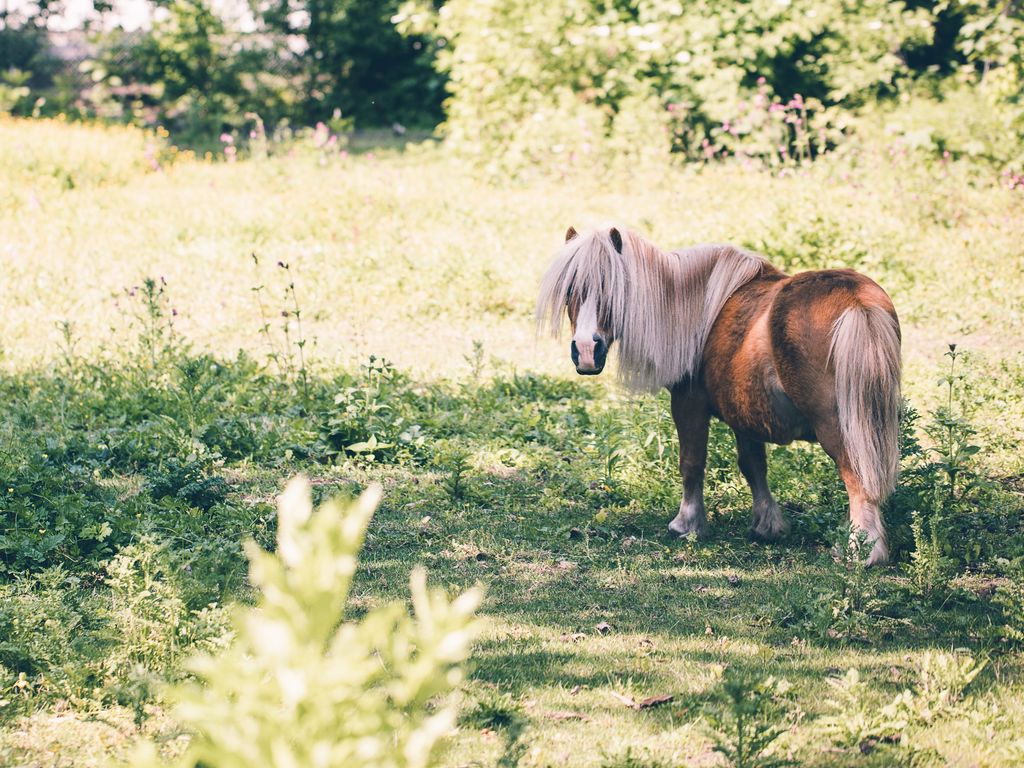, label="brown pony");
[537,226,901,565]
